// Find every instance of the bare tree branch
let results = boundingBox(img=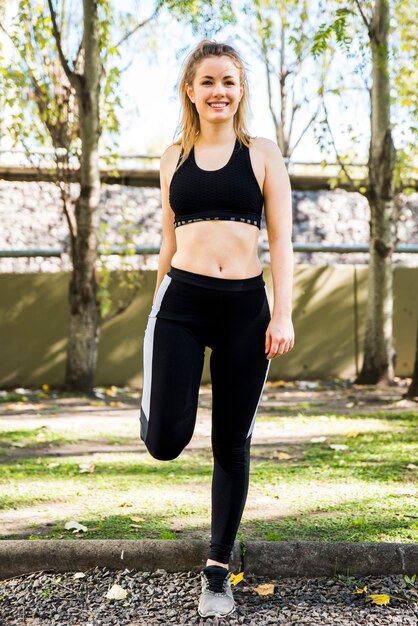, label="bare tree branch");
[113,6,161,48]
[322,98,358,189]
[354,0,373,37]
[289,106,320,156]
[47,0,76,84]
